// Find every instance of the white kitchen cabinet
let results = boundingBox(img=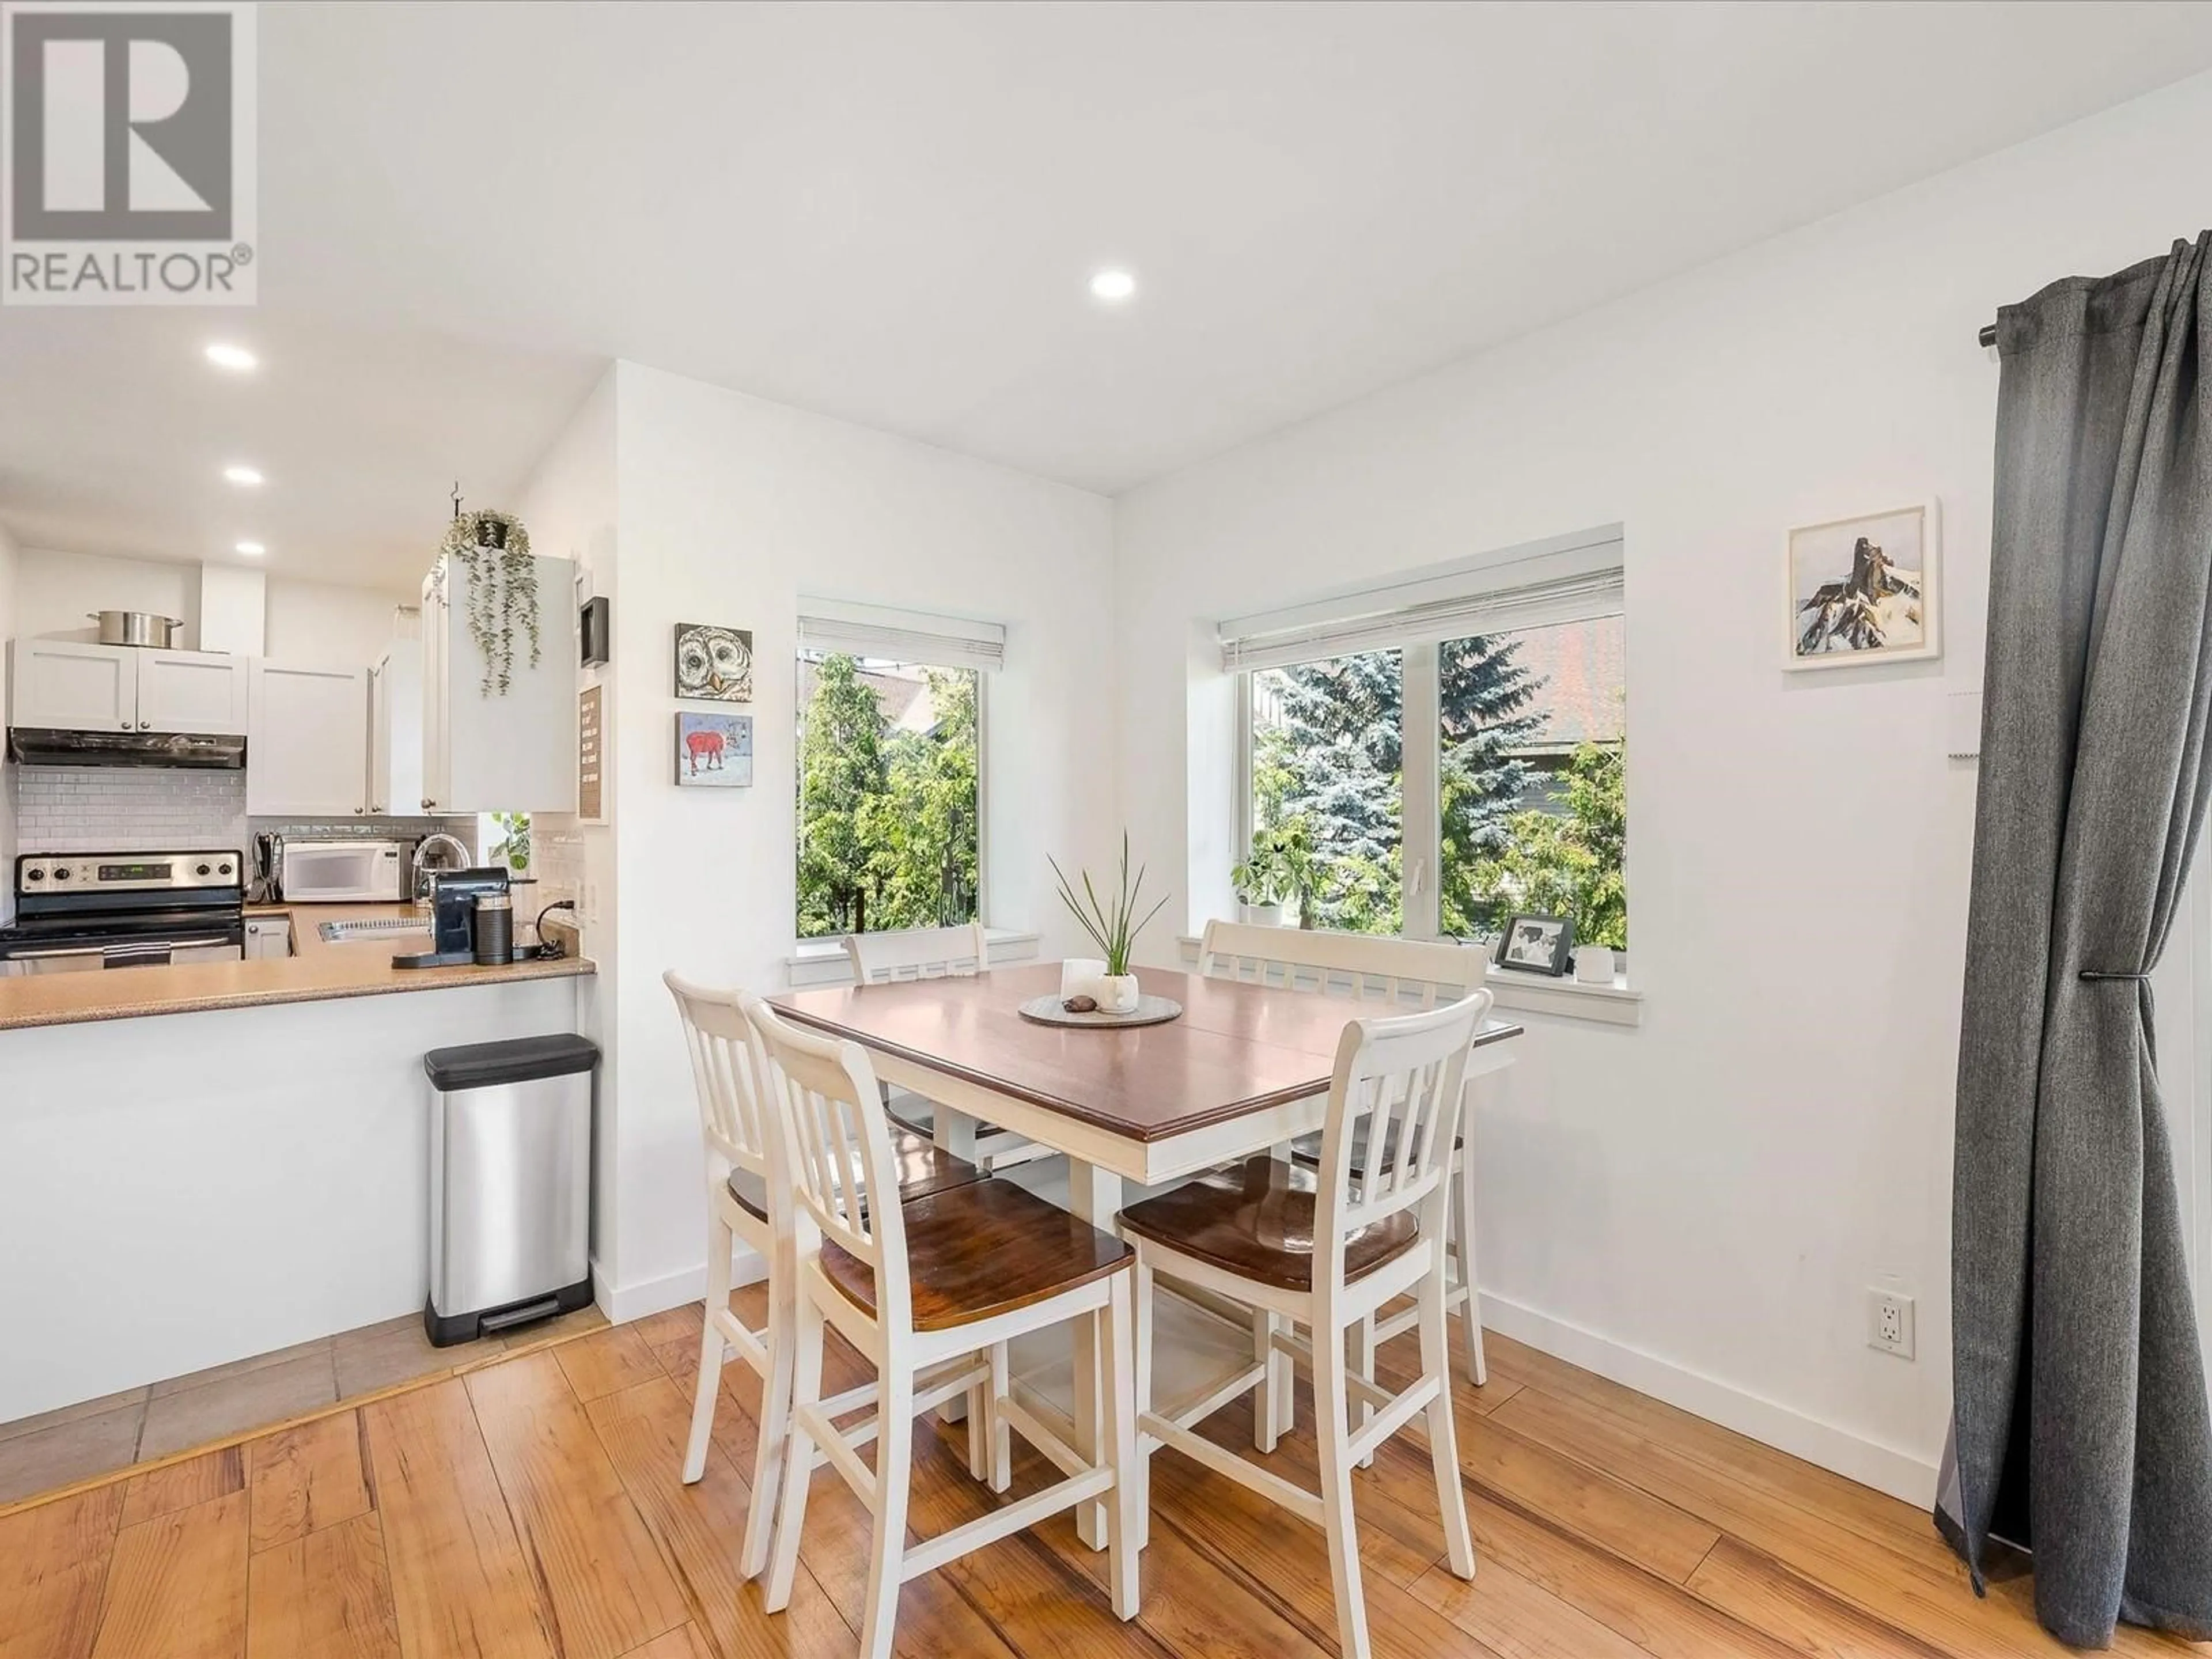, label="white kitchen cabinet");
[135,649,252,735]
[243,916,293,960]
[6,639,248,734]
[246,661,371,816]
[368,641,423,816]
[419,553,576,813]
